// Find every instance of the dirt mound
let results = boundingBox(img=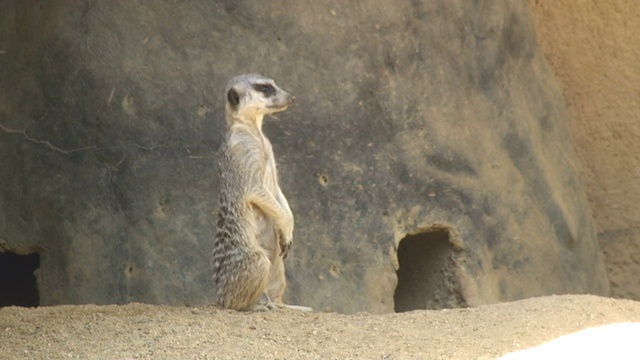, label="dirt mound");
[1,295,639,359]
